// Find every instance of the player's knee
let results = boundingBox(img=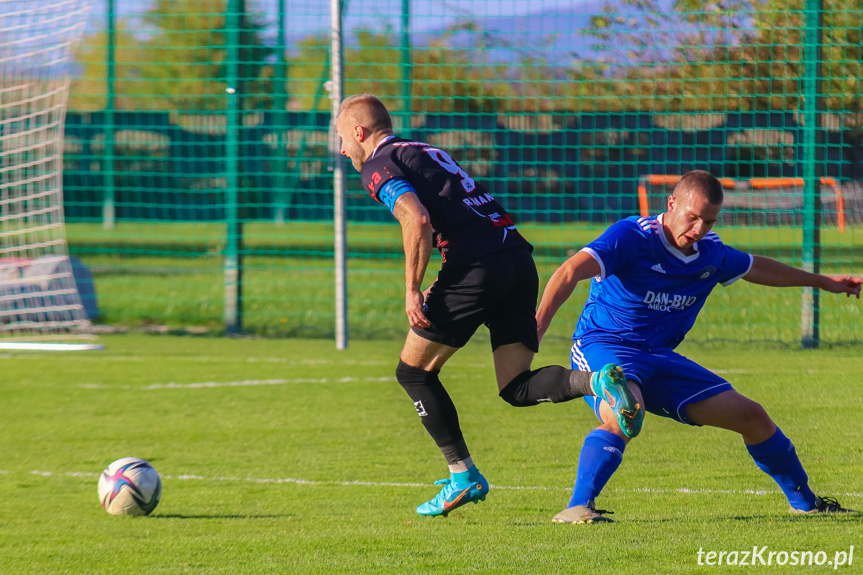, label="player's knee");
[739,399,771,425]
[500,366,581,407]
[395,360,436,390]
[498,370,535,407]
[729,398,775,442]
